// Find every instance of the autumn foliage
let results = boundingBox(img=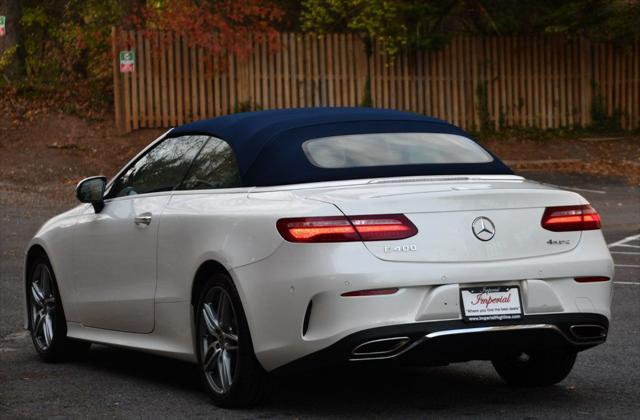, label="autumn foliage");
[130,0,285,58]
